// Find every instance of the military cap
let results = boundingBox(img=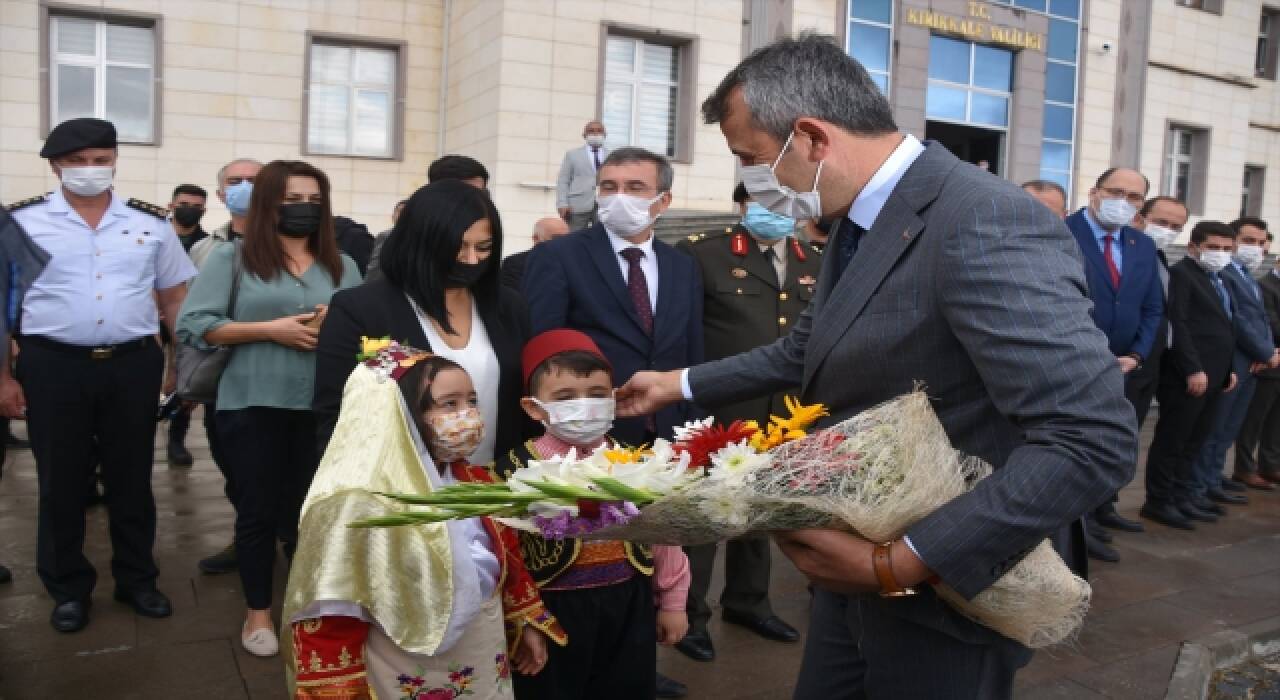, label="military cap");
[40,118,117,159]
